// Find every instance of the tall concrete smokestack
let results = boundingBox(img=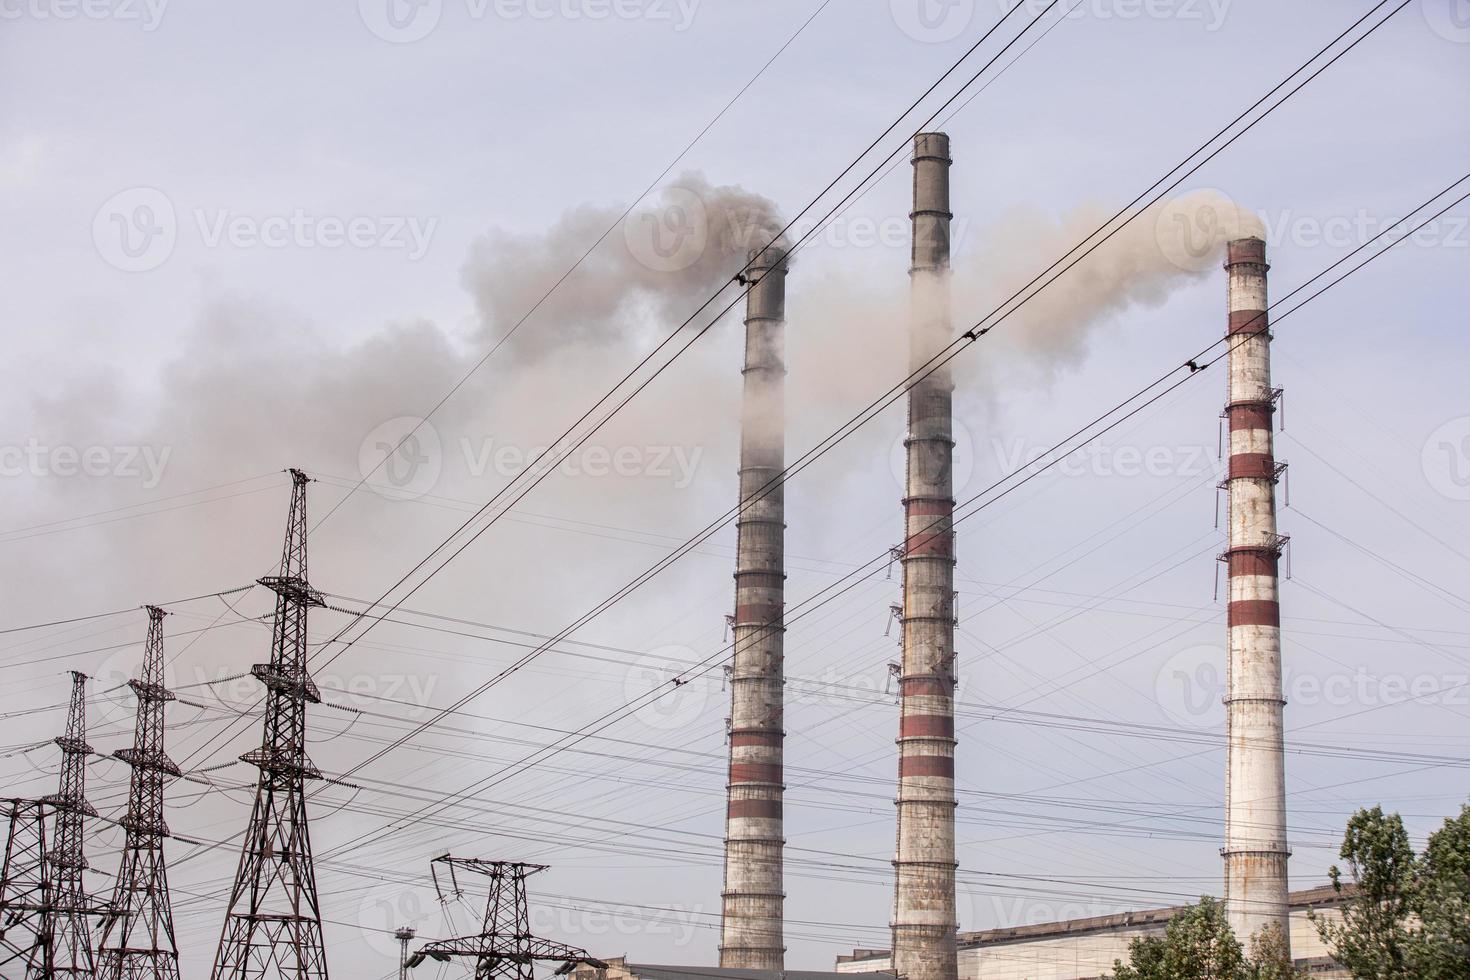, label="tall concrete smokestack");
[1221,236,1291,953]
[720,245,788,970]
[892,132,958,980]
